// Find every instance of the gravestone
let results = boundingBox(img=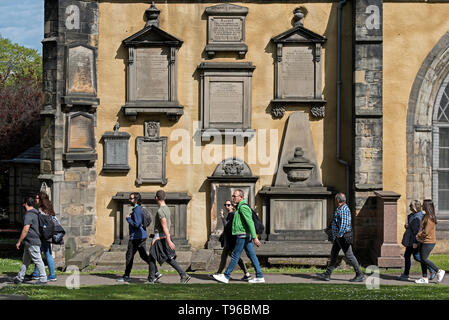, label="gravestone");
[206,159,259,248]
[205,3,248,58]
[270,8,326,119]
[122,3,183,122]
[136,121,167,185]
[197,62,256,140]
